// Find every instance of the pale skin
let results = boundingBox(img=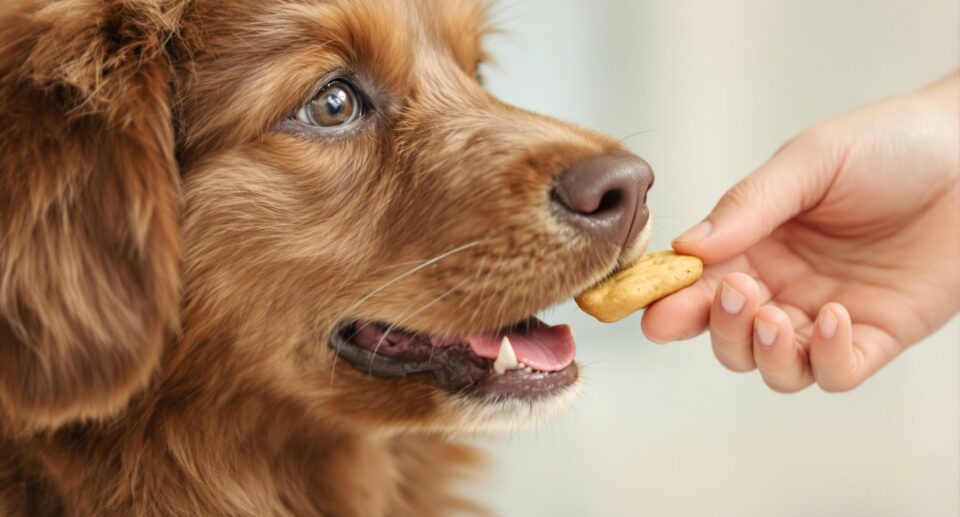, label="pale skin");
[642,72,960,393]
